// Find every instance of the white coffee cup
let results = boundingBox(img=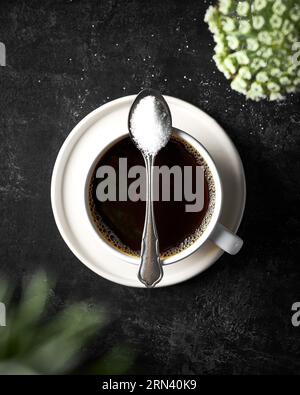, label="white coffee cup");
[84,128,243,265]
